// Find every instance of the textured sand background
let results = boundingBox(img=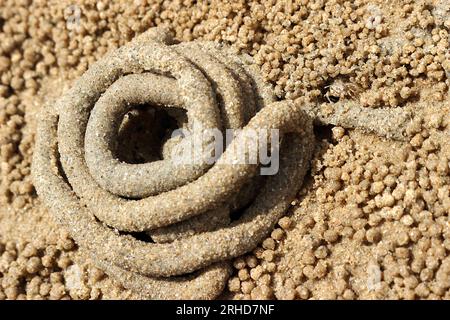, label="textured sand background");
[0,0,449,299]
